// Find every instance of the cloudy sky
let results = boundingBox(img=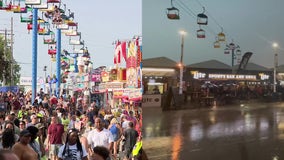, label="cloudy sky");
[142,0,284,69]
